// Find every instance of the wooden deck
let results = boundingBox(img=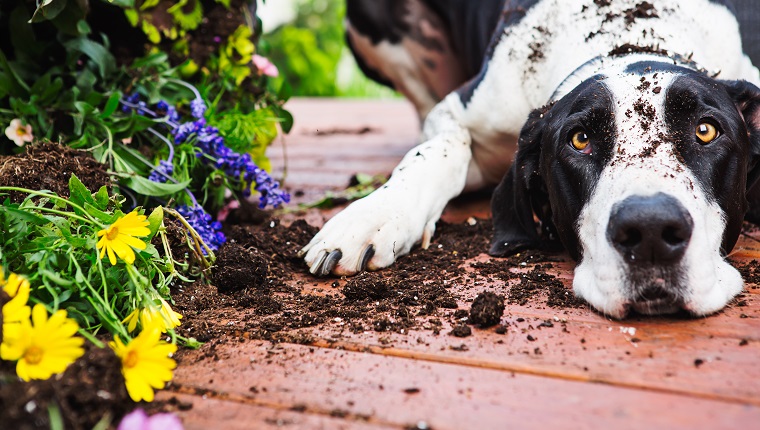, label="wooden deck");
[159,98,760,429]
